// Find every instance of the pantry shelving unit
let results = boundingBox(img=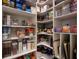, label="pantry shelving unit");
[2,1,37,59]
[2,0,77,59]
[36,0,54,59]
